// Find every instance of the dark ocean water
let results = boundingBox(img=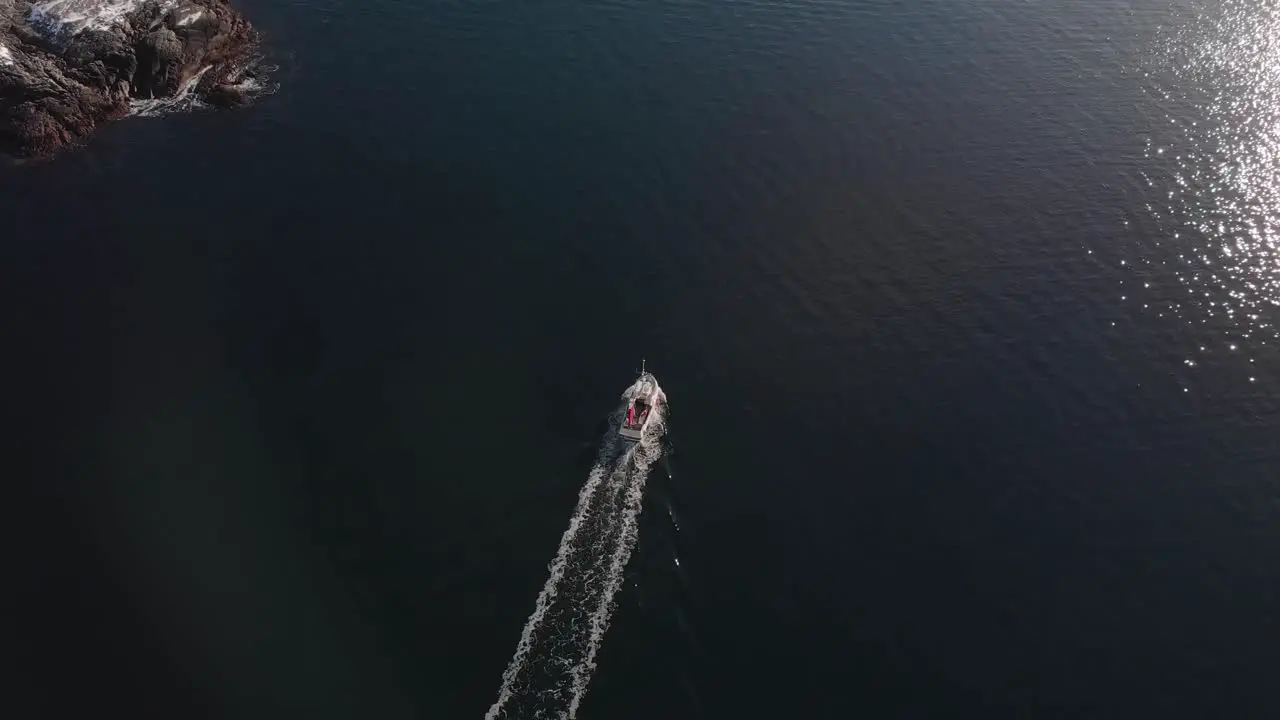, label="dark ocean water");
[11,0,1280,717]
